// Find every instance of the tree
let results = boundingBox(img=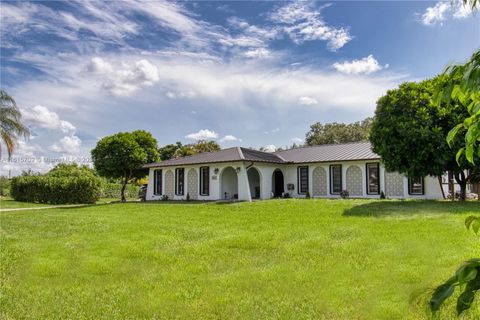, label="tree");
[192,140,221,153]
[159,140,221,159]
[158,141,183,161]
[370,76,477,200]
[0,90,30,158]
[305,117,372,146]
[91,130,159,202]
[441,49,480,165]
